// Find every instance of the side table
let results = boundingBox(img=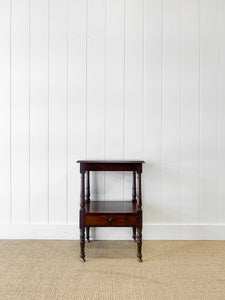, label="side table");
[77,160,145,262]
